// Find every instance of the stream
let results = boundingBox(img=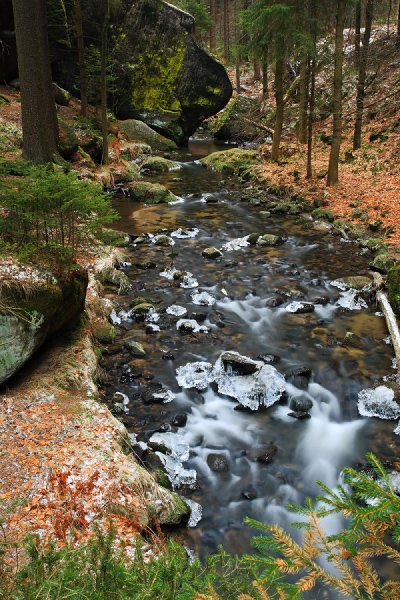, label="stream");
[101,138,399,589]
